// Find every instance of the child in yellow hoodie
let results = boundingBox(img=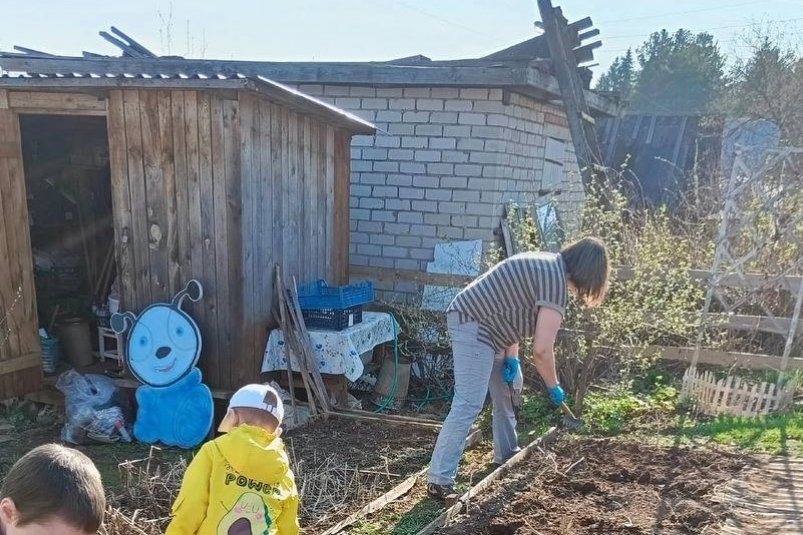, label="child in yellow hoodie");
[166,384,300,535]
